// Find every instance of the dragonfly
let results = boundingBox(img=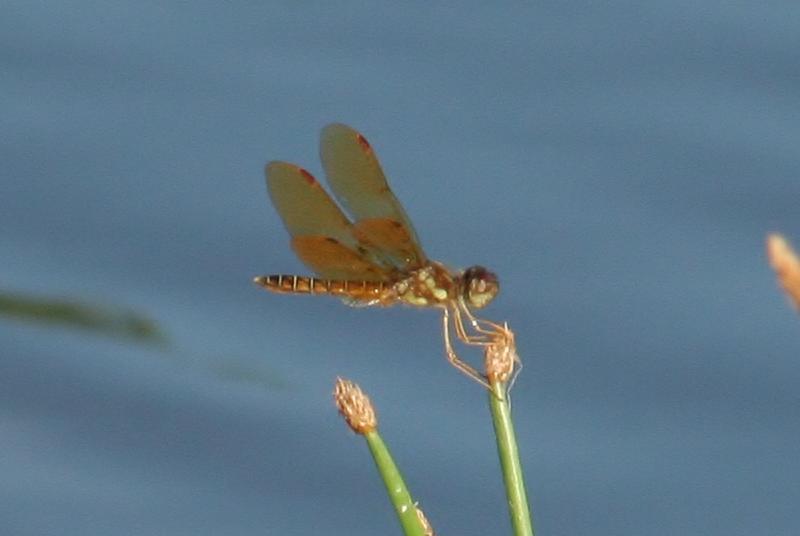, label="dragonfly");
[254,123,501,386]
